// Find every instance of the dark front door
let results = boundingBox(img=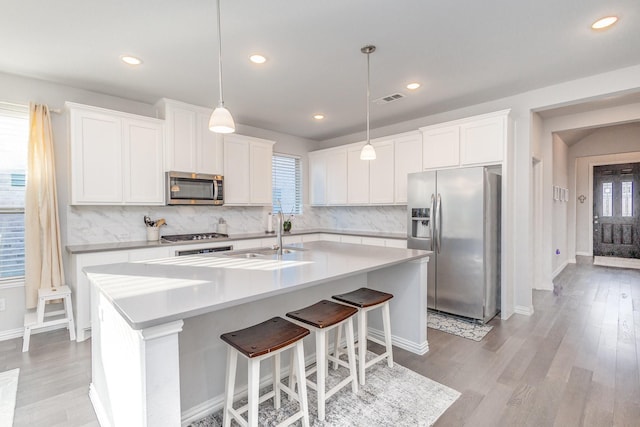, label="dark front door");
[593,163,640,258]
